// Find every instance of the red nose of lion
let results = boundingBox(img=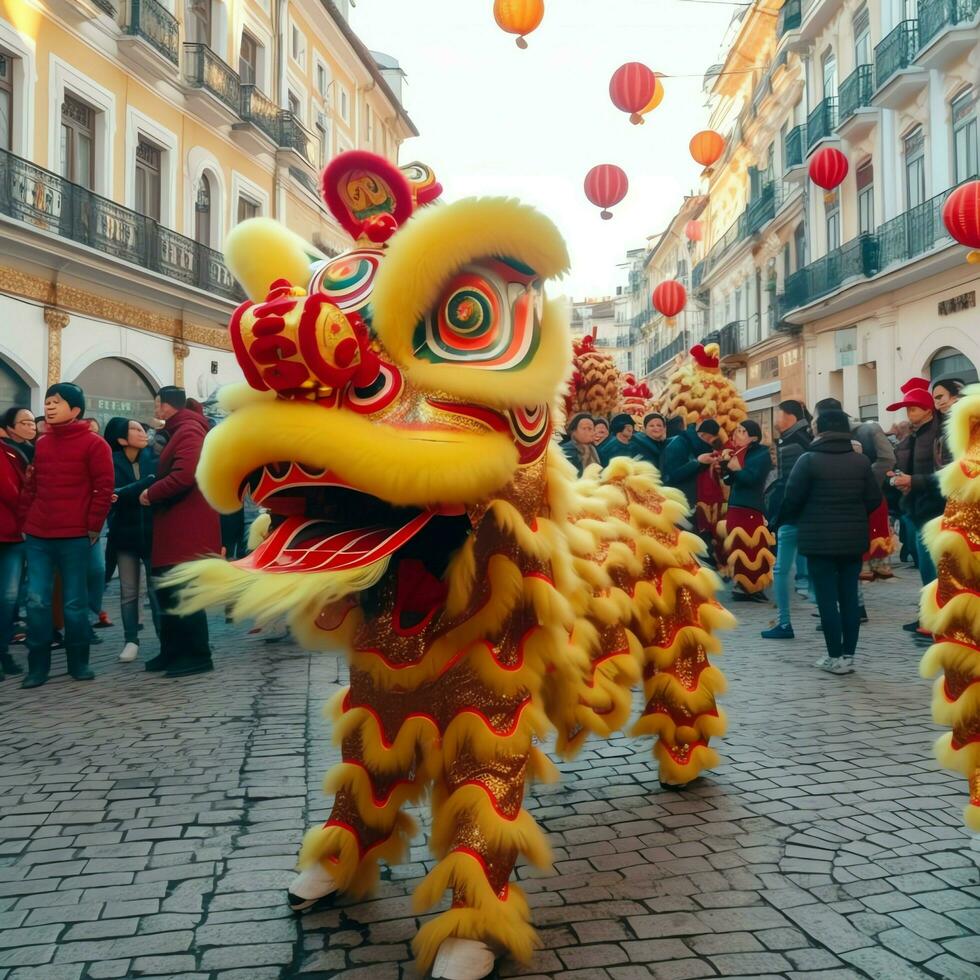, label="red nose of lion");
[230,279,381,399]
